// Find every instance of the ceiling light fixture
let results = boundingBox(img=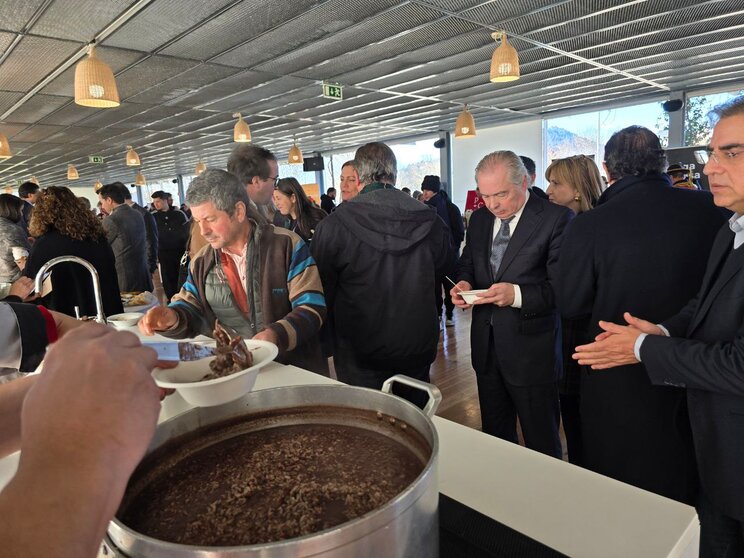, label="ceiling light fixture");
[288,140,303,164]
[74,44,120,108]
[29,176,39,185]
[233,112,251,142]
[490,32,520,83]
[125,145,141,166]
[67,164,79,180]
[134,172,146,186]
[0,132,12,159]
[195,160,207,175]
[454,105,476,138]
[94,180,103,192]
